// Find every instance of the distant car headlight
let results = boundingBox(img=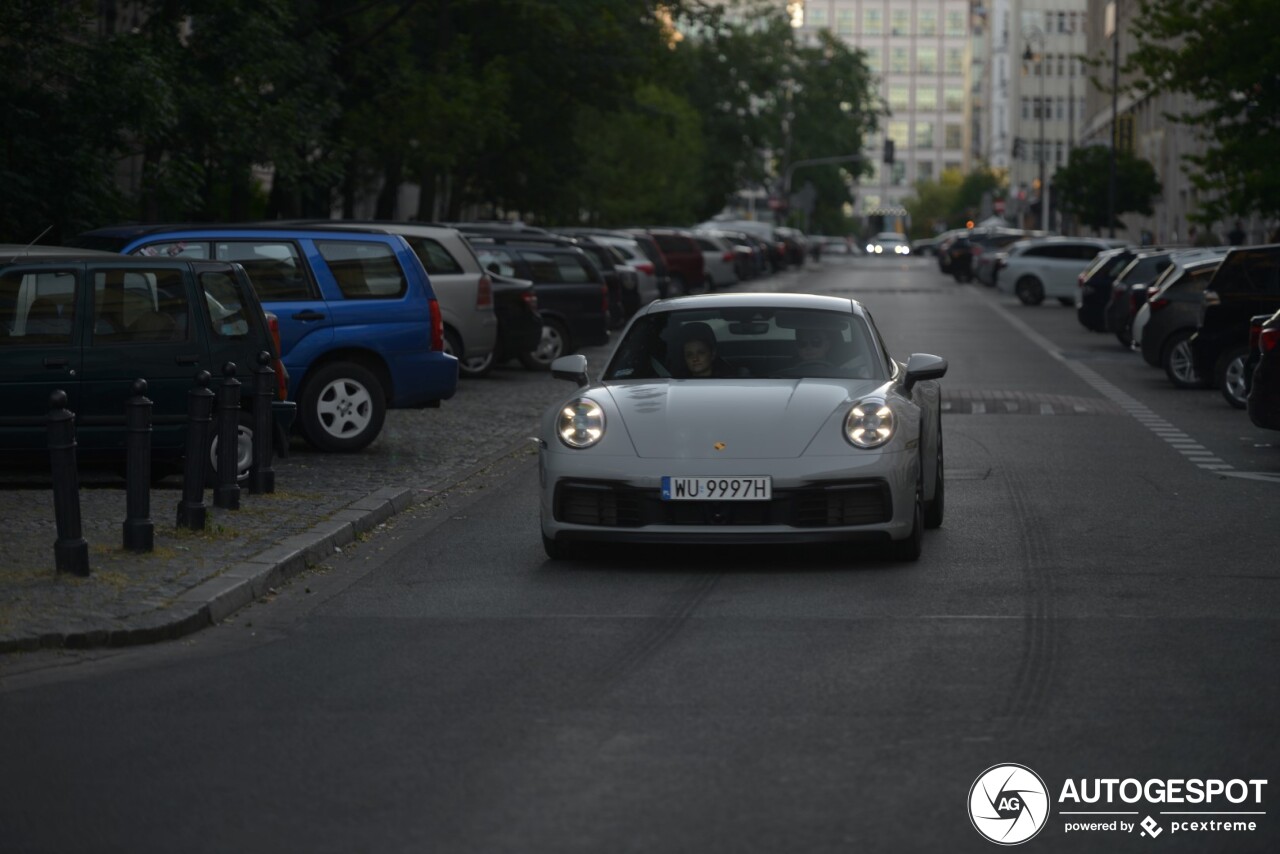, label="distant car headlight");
[557,398,605,448]
[866,243,875,253]
[845,399,895,448]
